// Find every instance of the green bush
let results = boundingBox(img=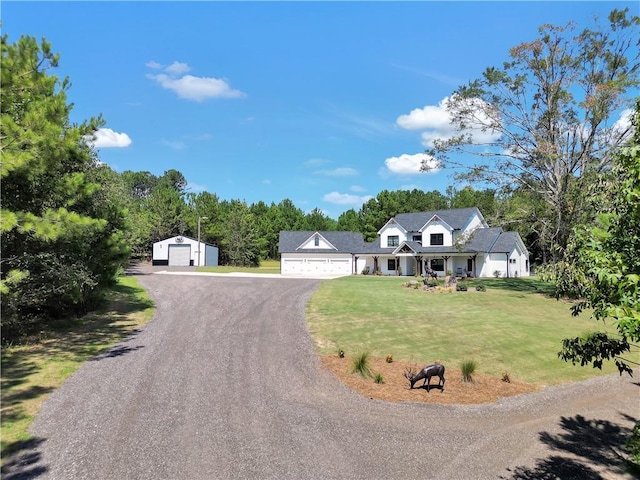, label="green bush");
[457,283,468,292]
[374,373,384,384]
[350,351,372,378]
[476,284,487,292]
[461,359,477,382]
